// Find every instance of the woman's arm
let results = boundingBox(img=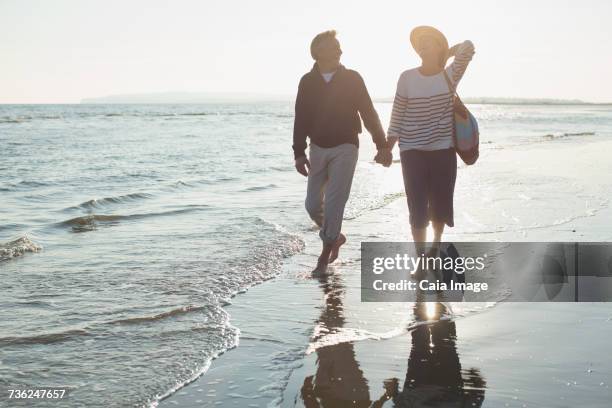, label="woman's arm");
[448,40,475,85]
[387,74,407,149]
[384,72,409,154]
[386,136,398,149]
